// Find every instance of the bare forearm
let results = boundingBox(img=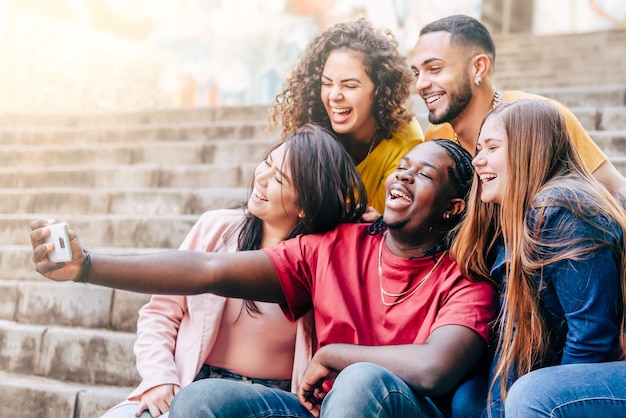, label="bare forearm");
[31,220,284,301]
[87,251,216,294]
[84,251,285,302]
[315,326,486,395]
